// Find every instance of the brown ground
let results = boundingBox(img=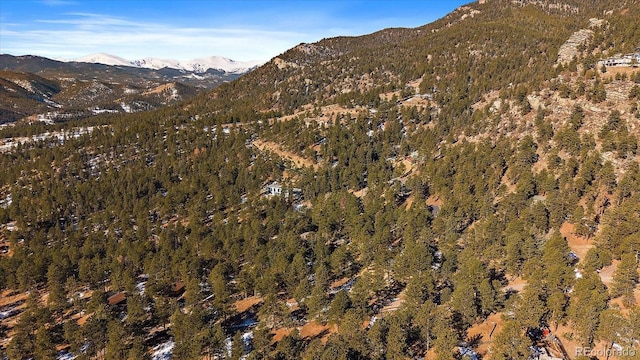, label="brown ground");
[253,140,318,170]
[77,313,92,326]
[463,311,636,360]
[425,195,443,207]
[267,103,366,127]
[0,290,27,307]
[404,195,415,209]
[271,321,338,344]
[381,289,406,314]
[503,276,528,292]
[610,288,640,314]
[349,187,368,198]
[320,324,339,344]
[270,327,293,343]
[299,320,332,338]
[598,260,619,287]
[466,313,505,357]
[142,83,176,96]
[400,96,430,108]
[330,277,350,289]
[559,222,594,262]
[551,322,634,360]
[425,348,437,360]
[234,296,263,313]
[602,66,639,80]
